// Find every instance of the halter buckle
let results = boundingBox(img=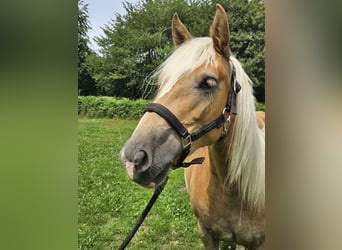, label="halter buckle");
[221,115,231,137]
[220,107,231,139]
[181,134,192,150]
